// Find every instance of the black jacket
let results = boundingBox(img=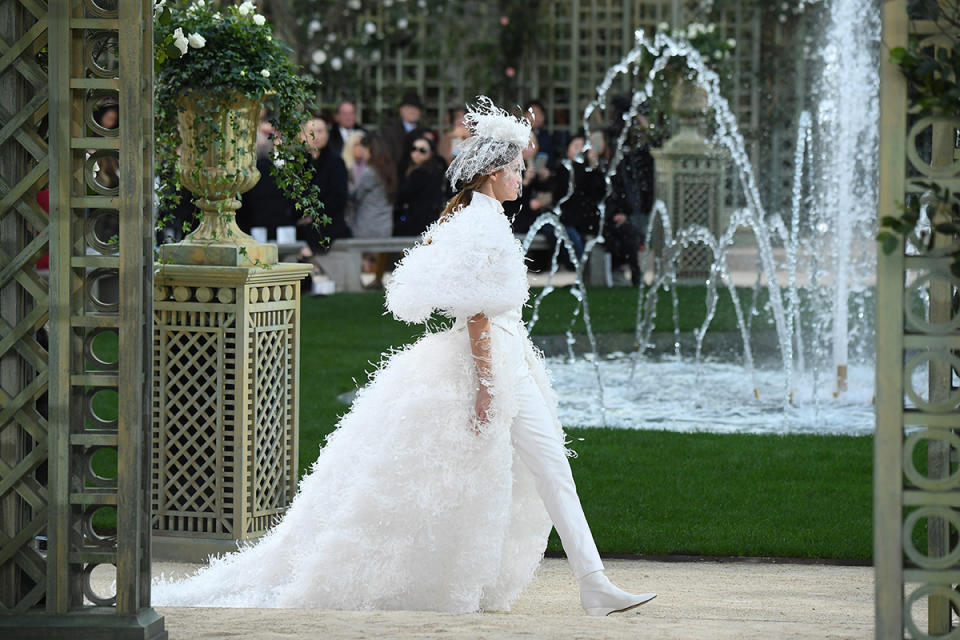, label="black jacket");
[236,157,294,238]
[298,147,351,251]
[552,161,607,236]
[393,163,445,237]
